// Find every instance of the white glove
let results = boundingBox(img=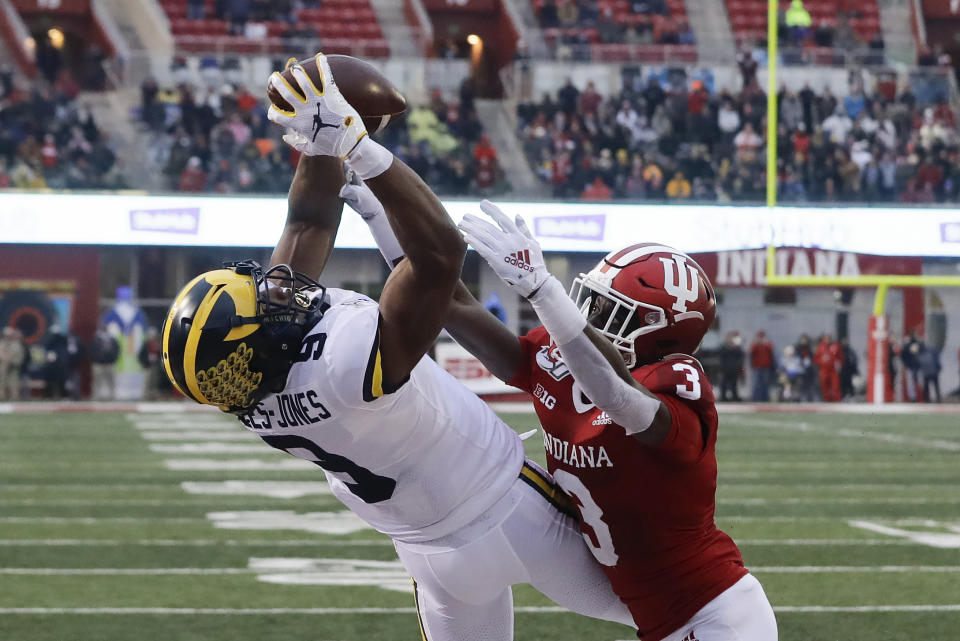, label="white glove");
[339,170,385,220]
[341,170,404,267]
[267,54,367,158]
[458,200,550,298]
